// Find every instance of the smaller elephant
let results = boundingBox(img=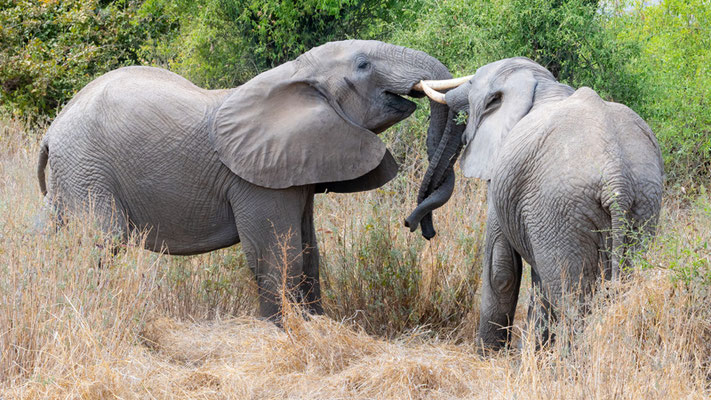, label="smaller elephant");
[38,40,457,322]
[414,57,664,349]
